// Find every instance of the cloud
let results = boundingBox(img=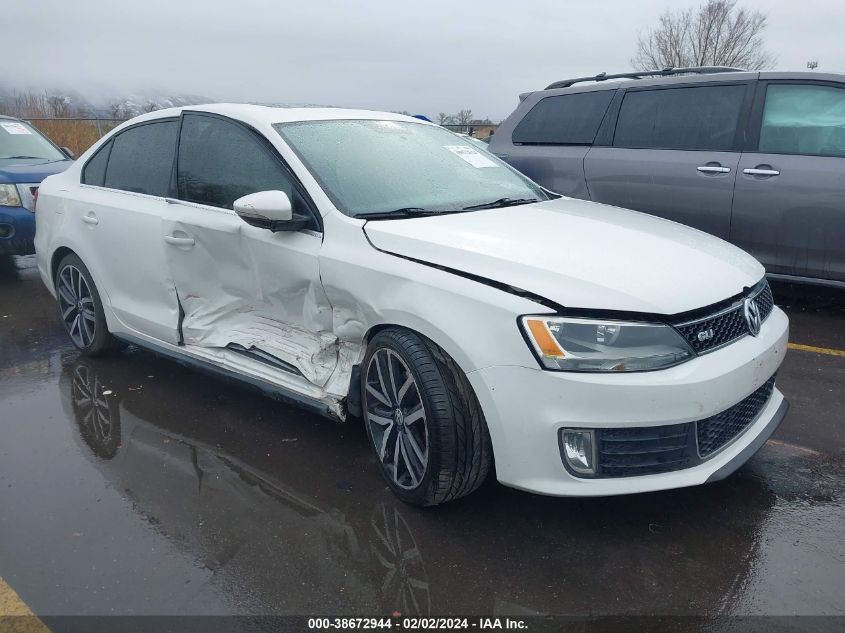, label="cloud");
[7,0,844,120]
